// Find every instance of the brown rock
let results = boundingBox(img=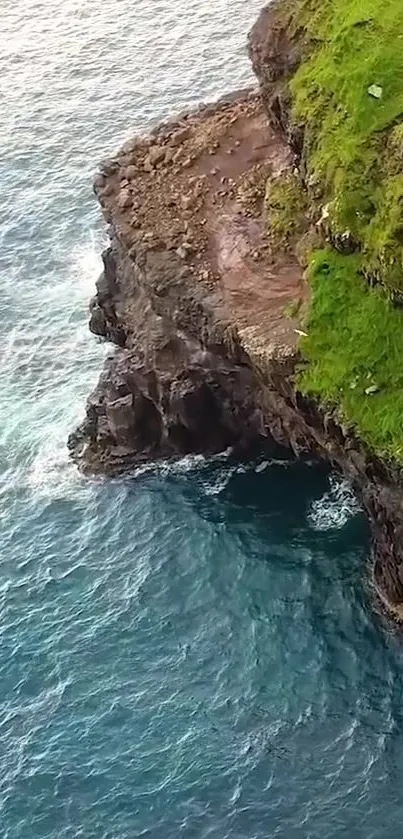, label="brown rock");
[147,146,166,167]
[121,138,139,154]
[117,189,132,210]
[102,183,114,197]
[126,165,138,180]
[106,395,135,444]
[166,237,180,250]
[89,304,107,337]
[180,195,193,211]
[93,172,106,190]
[169,127,191,147]
[164,148,175,165]
[99,158,119,176]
